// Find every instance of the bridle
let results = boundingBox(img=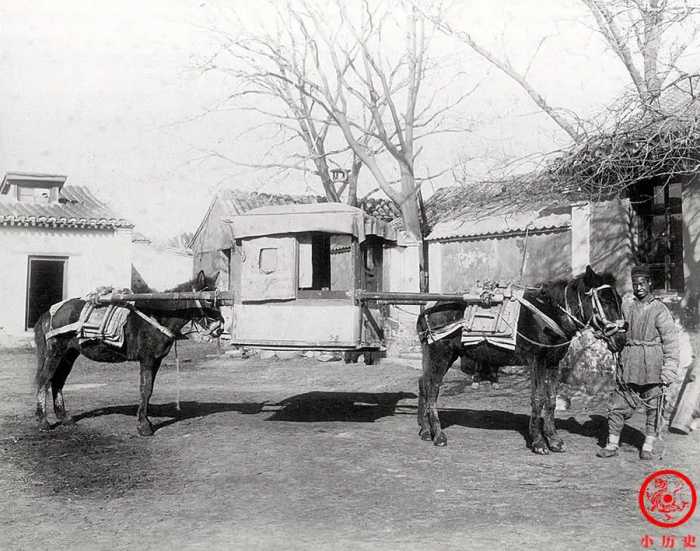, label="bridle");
[185,286,224,338]
[560,282,626,341]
